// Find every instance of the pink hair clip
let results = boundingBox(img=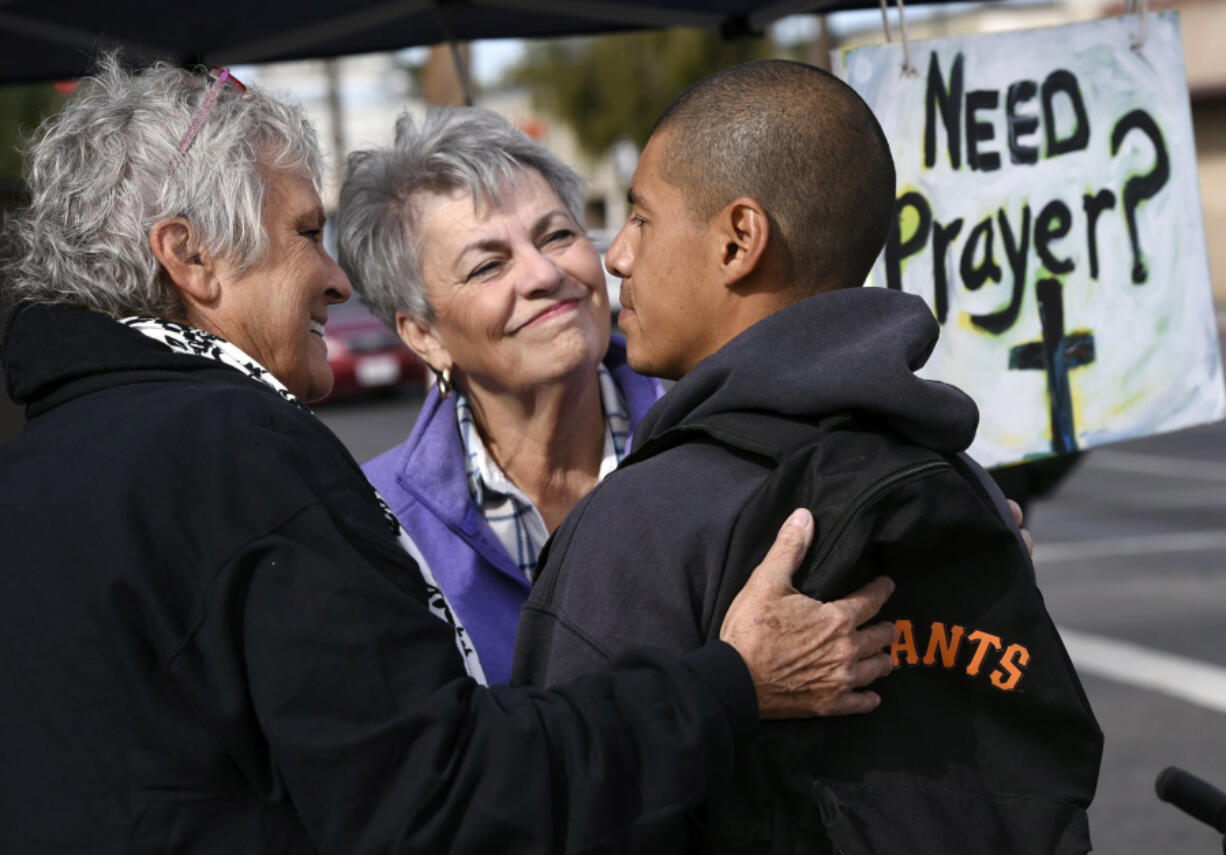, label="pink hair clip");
[175,67,246,157]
